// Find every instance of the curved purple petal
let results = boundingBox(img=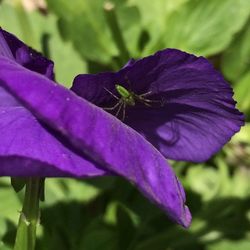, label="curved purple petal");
[72,49,244,162]
[0,57,191,227]
[0,28,54,79]
[0,29,105,177]
[0,86,107,177]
